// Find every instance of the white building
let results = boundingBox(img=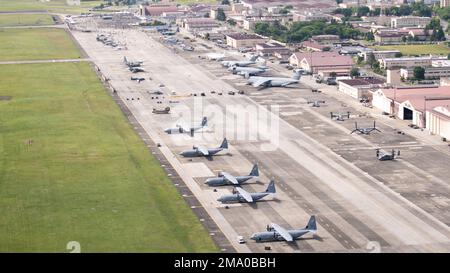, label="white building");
[426,105,450,140]
[380,56,447,69]
[338,78,385,99]
[390,16,431,28]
